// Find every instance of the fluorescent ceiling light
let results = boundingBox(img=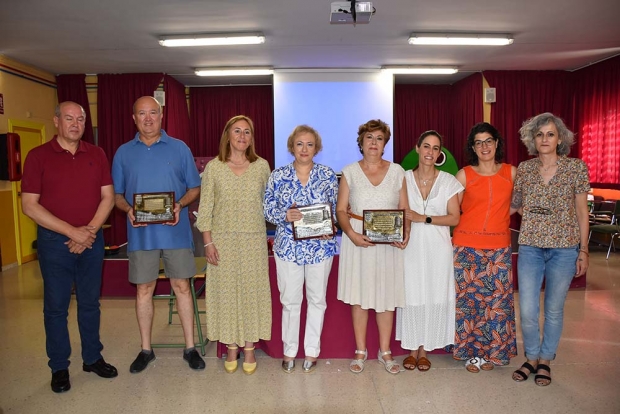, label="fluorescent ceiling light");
[408,33,513,46]
[382,67,458,75]
[159,33,265,47]
[194,68,274,77]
